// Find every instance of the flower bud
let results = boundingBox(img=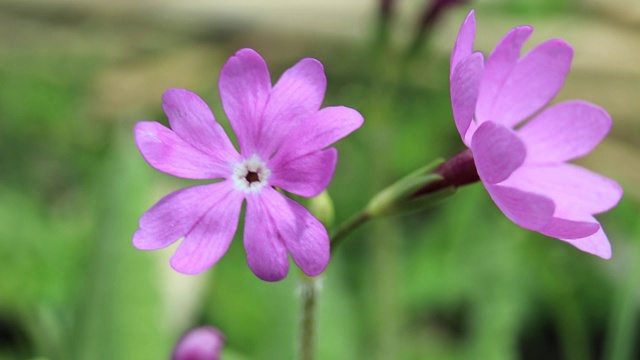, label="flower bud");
[307,190,335,227]
[172,326,224,360]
